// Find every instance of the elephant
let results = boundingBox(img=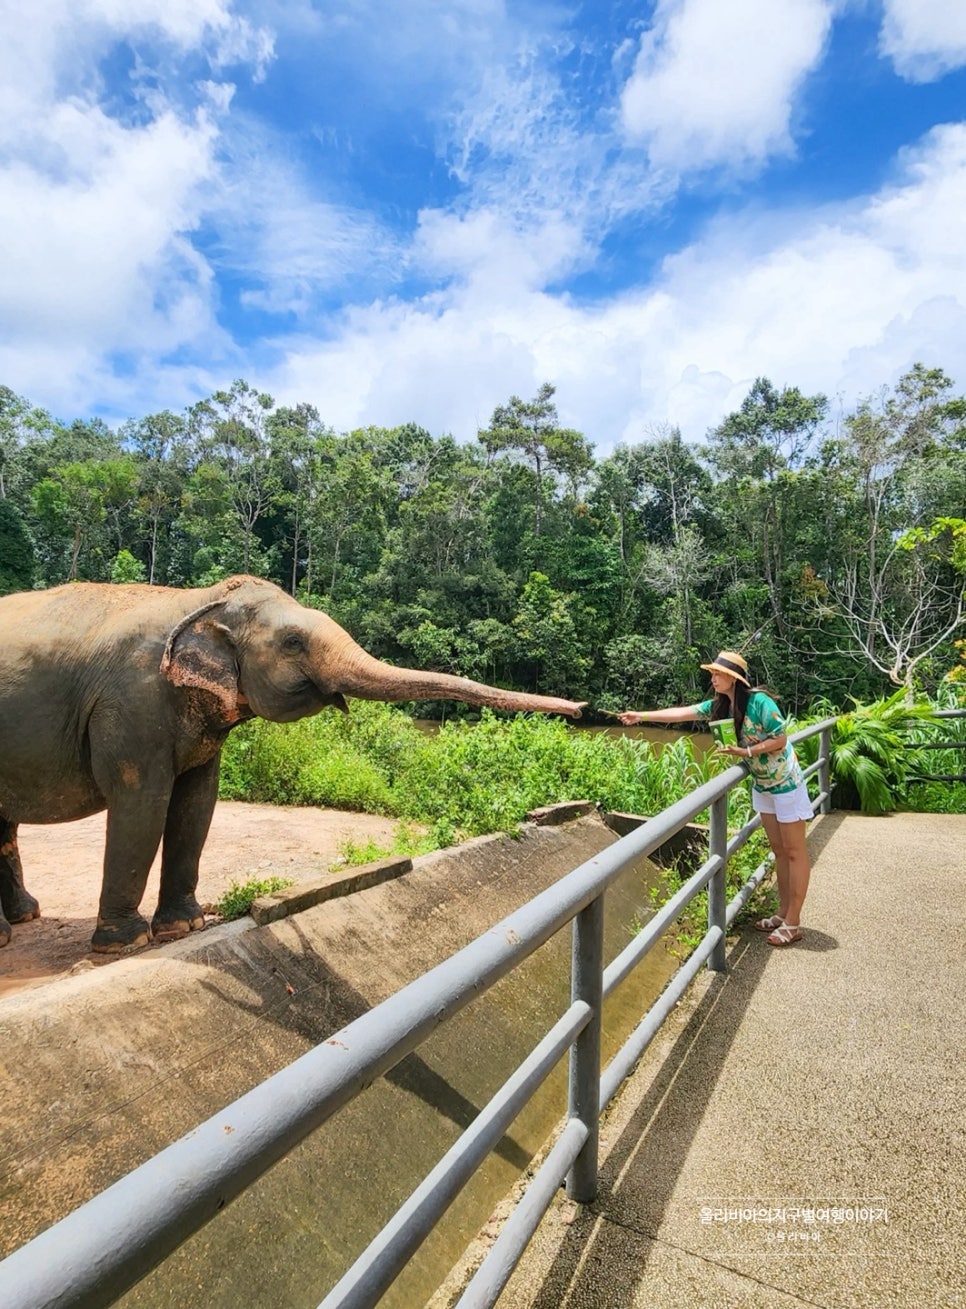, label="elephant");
[0,575,585,953]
